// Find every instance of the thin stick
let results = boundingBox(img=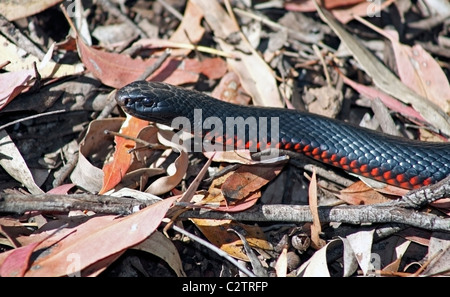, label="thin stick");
[0,109,67,131]
[104,130,168,150]
[137,49,172,81]
[171,224,256,277]
[156,0,184,21]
